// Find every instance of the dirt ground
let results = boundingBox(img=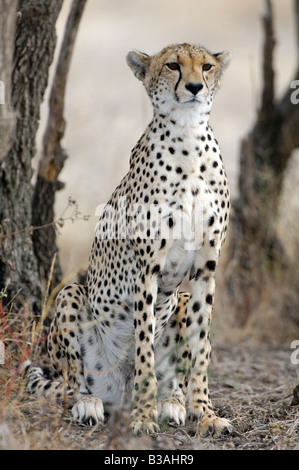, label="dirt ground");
[1,340,298,451]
